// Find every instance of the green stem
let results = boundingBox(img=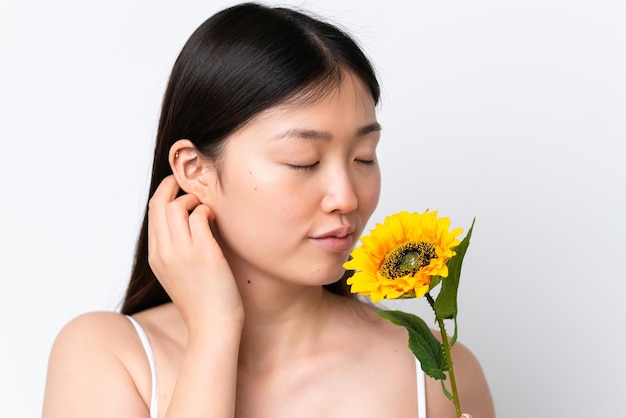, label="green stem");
[426,293,462,418]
